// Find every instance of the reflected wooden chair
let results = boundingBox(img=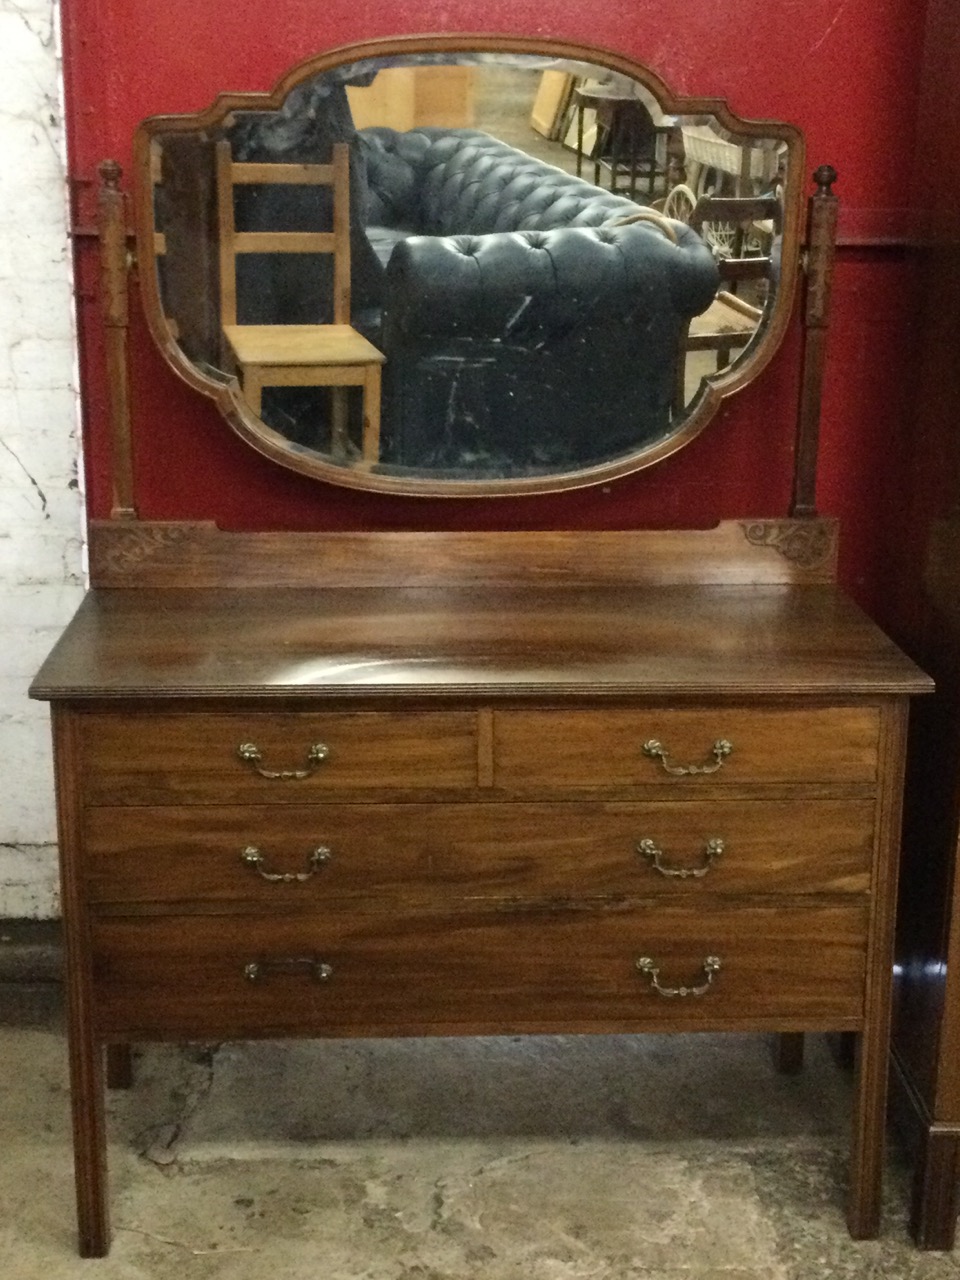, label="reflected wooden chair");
[674,193,780,411]
[215,140,385,464]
